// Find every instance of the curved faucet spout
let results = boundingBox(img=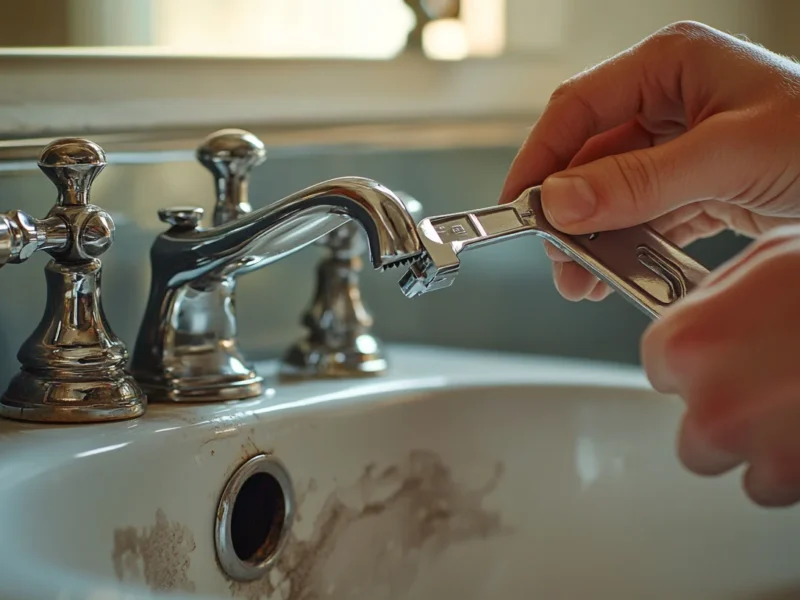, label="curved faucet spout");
[155,176,423,289]
[130,176,423,402]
